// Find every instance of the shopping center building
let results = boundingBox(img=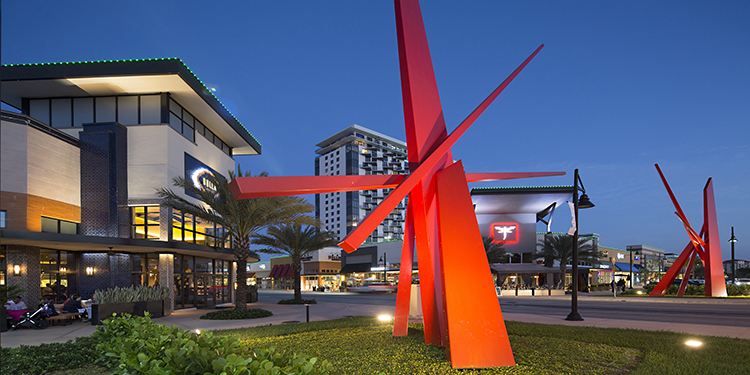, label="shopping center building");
[0,59,261,311]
